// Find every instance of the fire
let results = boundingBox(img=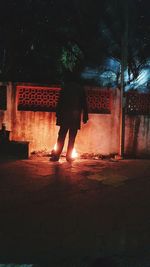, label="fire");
[72,148,78,158]
[54,143,57,151]
[53,144,78,159]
